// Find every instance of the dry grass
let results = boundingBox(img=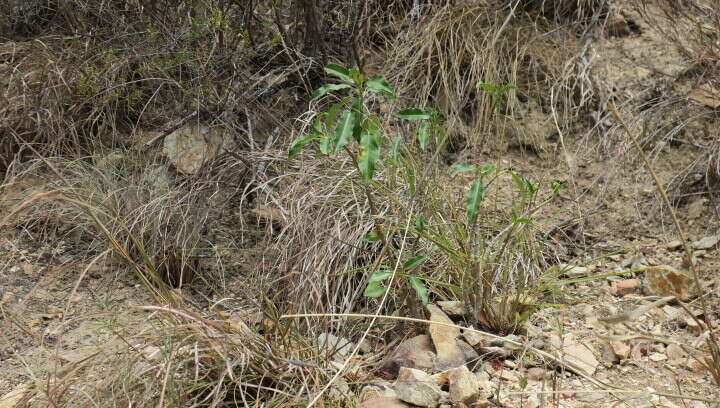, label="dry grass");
[381,1,607,151]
